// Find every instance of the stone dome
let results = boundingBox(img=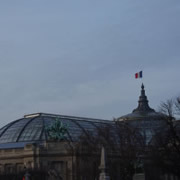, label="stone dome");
[117,84,162,121]
[0,113,113,149]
